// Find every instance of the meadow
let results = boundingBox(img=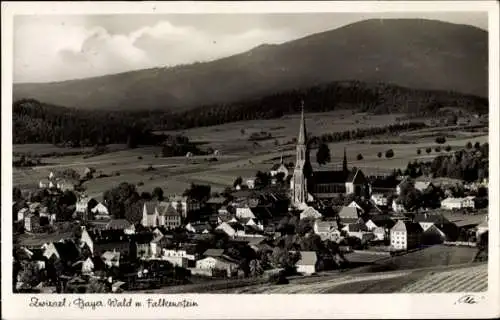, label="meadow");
[13,110,488,201]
